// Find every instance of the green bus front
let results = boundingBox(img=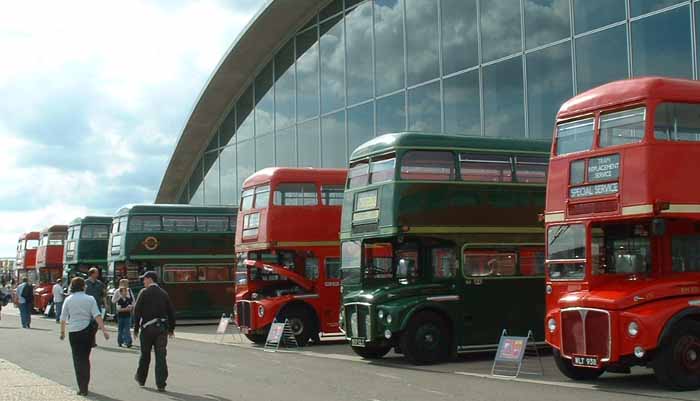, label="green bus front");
[107,204,237,319]
[62,216,112,287]
[341,133,549,364]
